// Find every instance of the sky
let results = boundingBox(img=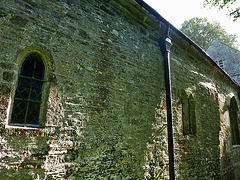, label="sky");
[145,0,240,46]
